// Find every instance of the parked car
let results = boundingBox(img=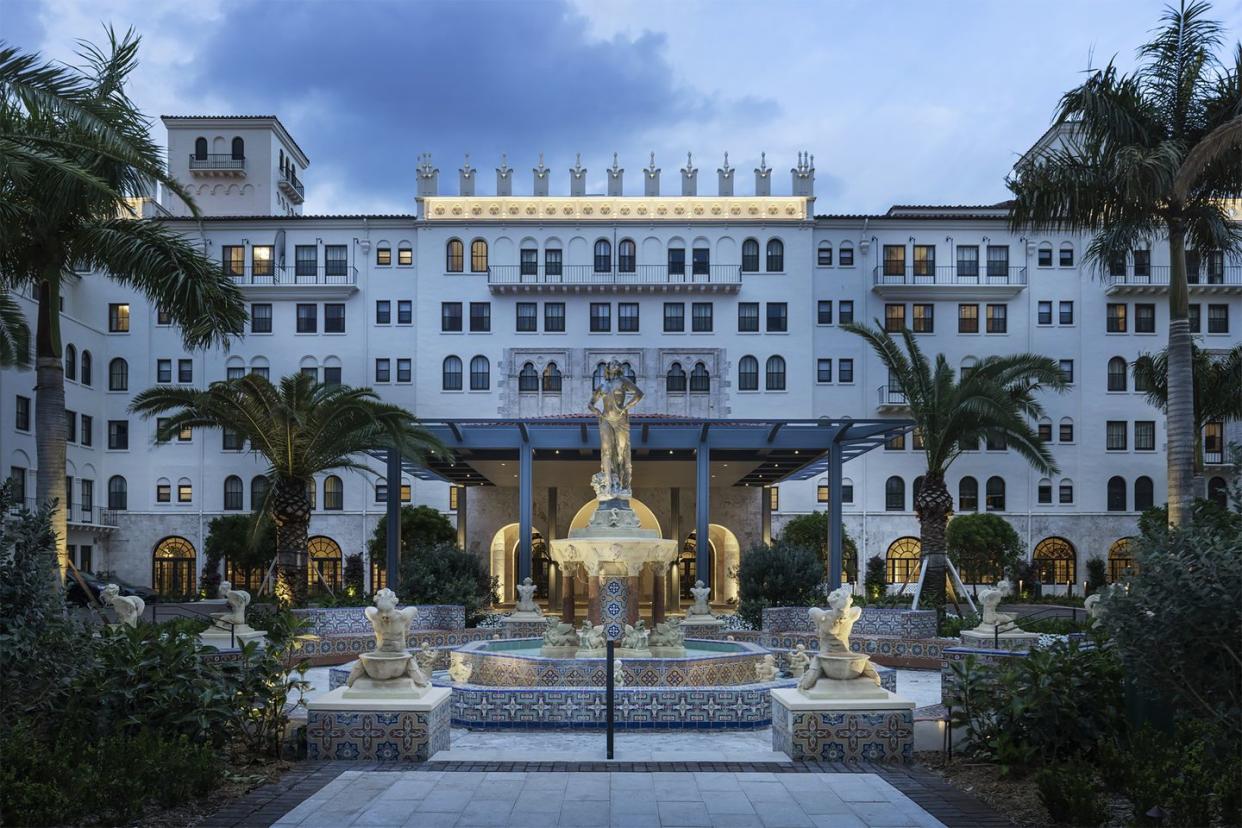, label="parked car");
[65,571,160,606]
